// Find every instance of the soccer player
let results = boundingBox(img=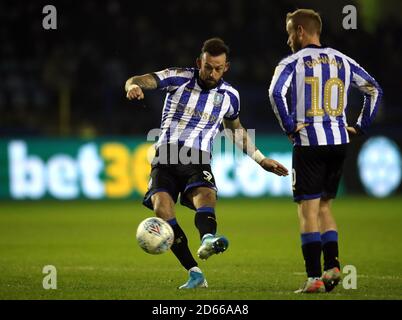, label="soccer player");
[269,9,382,293]
[126,38,289,289]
